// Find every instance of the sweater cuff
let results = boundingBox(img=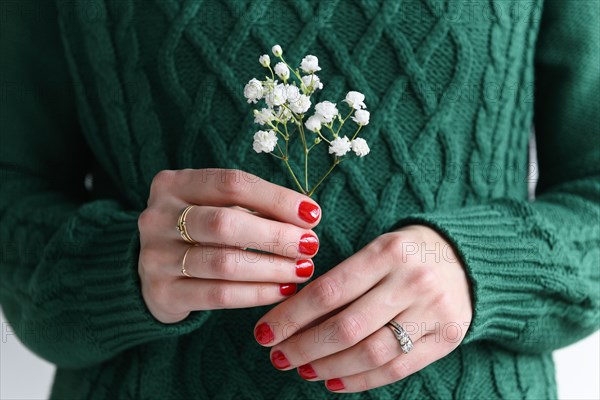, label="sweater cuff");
[40,200,210,357]
[392,201,544,346]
